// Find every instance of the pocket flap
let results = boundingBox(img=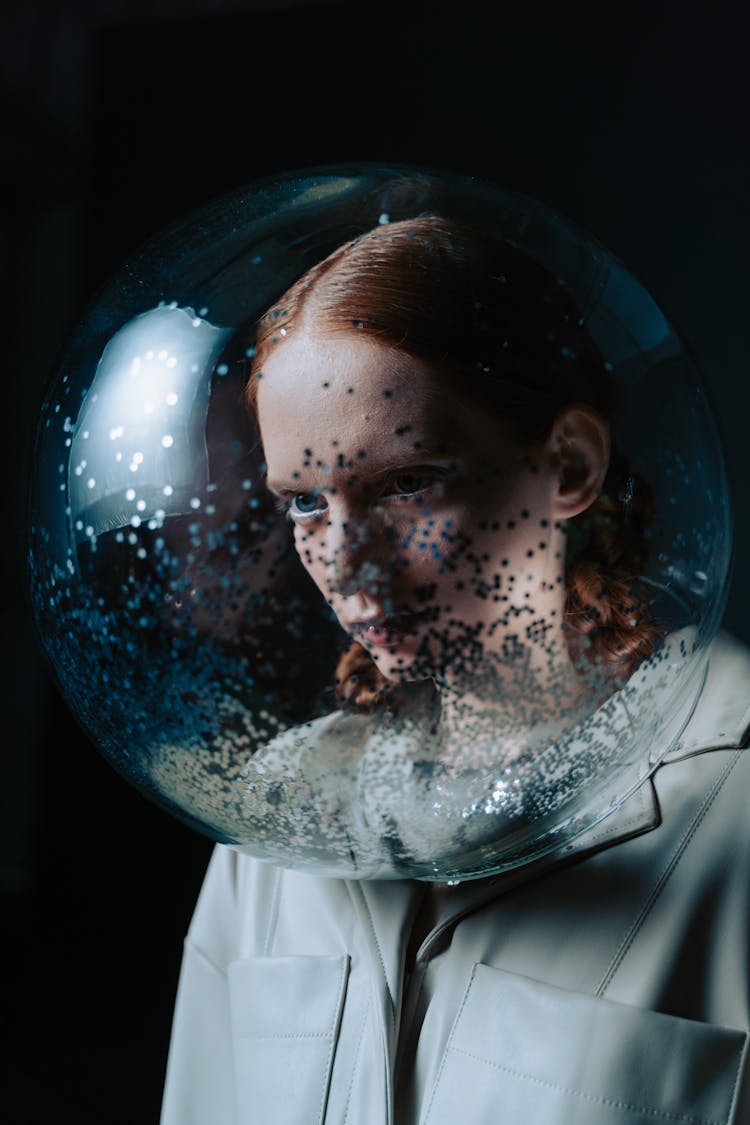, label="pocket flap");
[229,954,349,1125]
[423,963,747,1125]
